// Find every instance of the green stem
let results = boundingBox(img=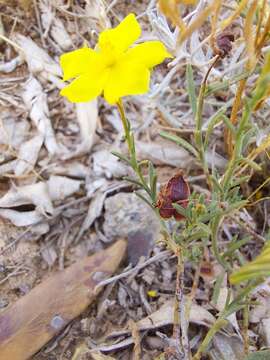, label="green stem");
[211,215,231,271]
[116,99,151,196]
[193,318,228,360]
[243,301,250,355]
[116,99,133,161]
[193,279,261,359]
[221,93,258,194]
[194,55,219,189]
